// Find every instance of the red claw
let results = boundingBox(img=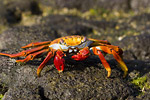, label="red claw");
[72,47,90,61]
[54,50,65,72]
